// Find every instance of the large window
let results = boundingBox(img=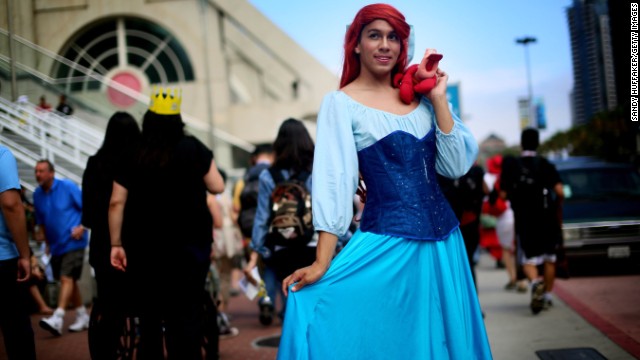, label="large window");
[54,17,194,93]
